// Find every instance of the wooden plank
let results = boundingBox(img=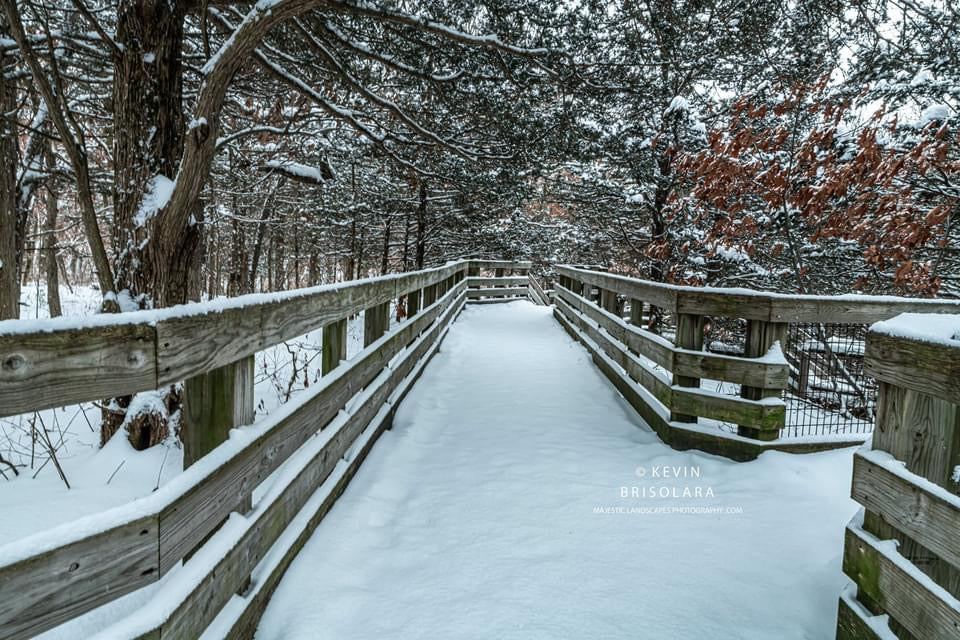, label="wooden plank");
[739,319,787,440]
[852,452,960,572]
[771,297,960,324]
[673,349,788,390]
[0,323,157,417]
[467,260,532,271]
[836,593,884,640]
[629,298,643,328]
[556,266,677,311]
[677,289,773,322]
[866,331,960,407]
[183,355,256,468]
[527,275,549,306]
[465,276,527,288]
[407,288,421,317]
[363,301,390,347]
[557,264,960,323]
[843,523,960,640]
[672,313,704,423]
[466,287,528,299]
[556,285,673,369]
[865,379,960,599]
[0,516,159,640]
[155,262,464,386]
[671,386,786,431]
[556,297,783,430]
[322,318,347,375]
